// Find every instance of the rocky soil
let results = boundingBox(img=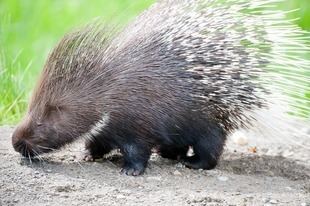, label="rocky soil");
[0,125,309,206]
